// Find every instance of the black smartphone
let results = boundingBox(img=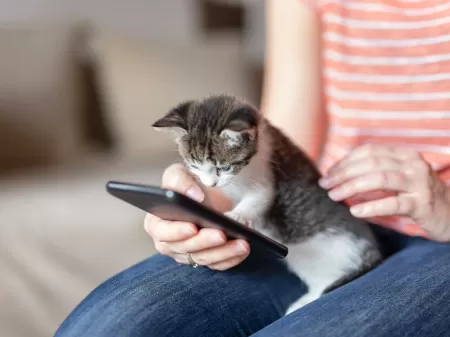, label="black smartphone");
[106,181,288,259]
